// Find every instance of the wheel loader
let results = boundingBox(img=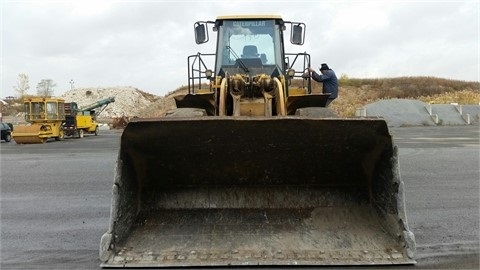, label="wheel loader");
[12,97,65,144]
[100,15,416,267]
